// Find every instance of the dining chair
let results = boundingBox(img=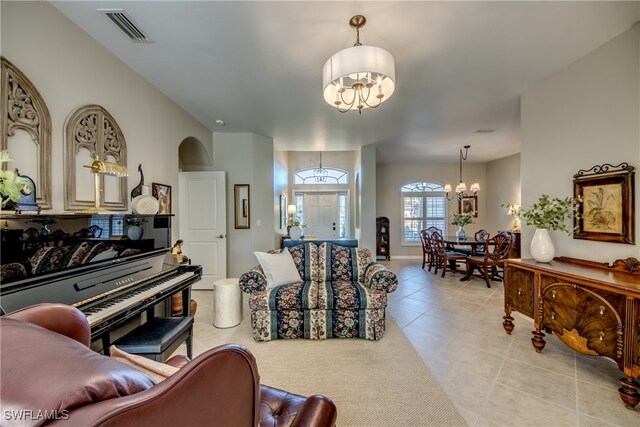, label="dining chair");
[464,233,513,287]
[431,230,468,278]
[419,229,431,270]
[474,229,490,256]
